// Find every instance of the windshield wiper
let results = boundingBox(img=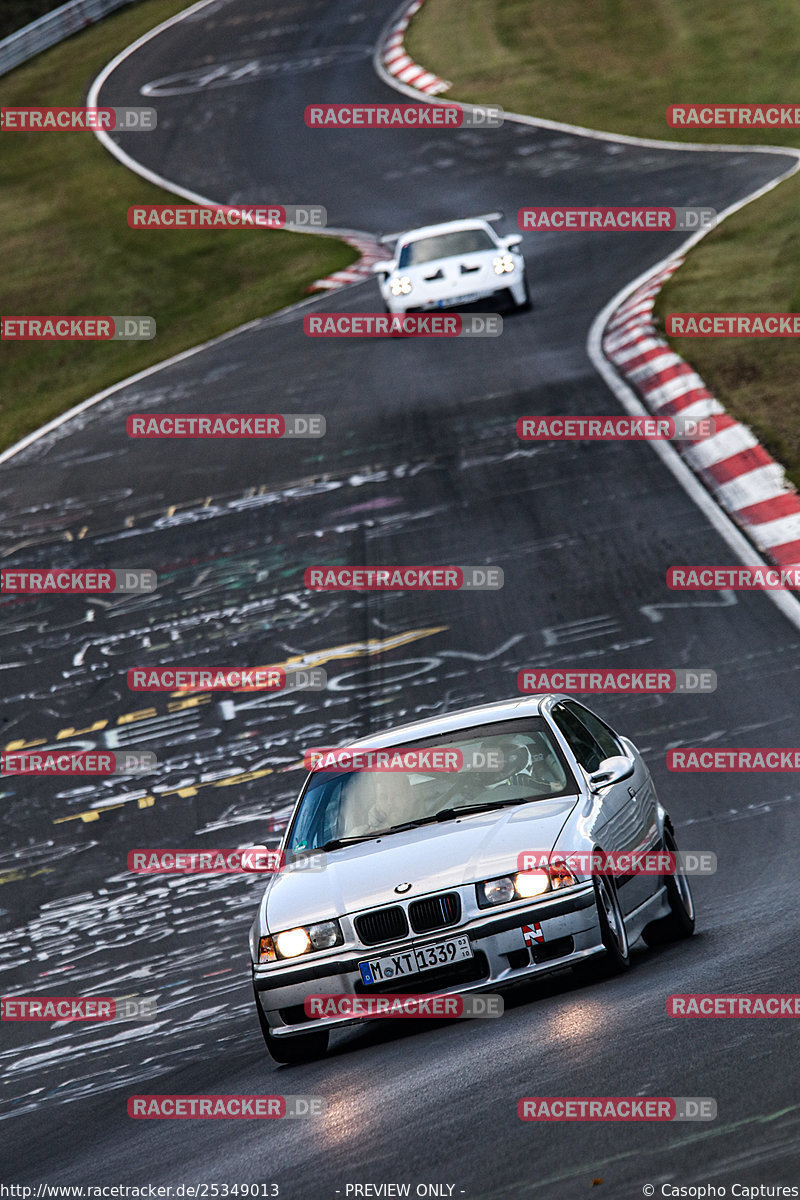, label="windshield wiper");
[313,799,537,850]
[313,834,382,852]
[428,797,539,822]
